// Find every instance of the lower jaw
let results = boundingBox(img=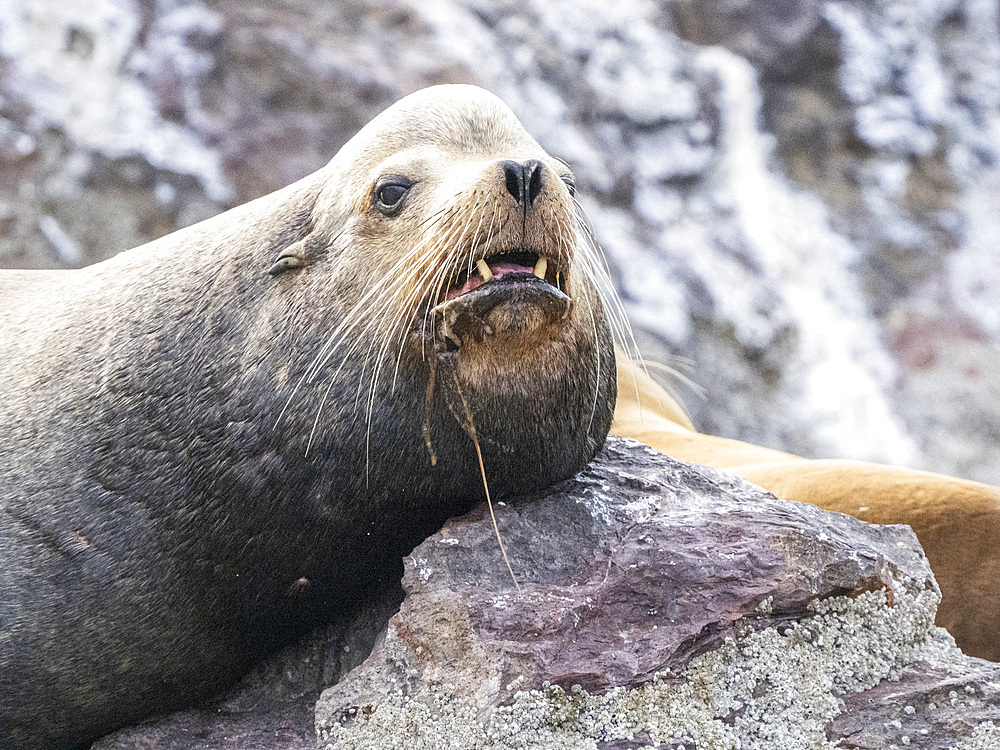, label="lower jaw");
[429,276,573,352]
